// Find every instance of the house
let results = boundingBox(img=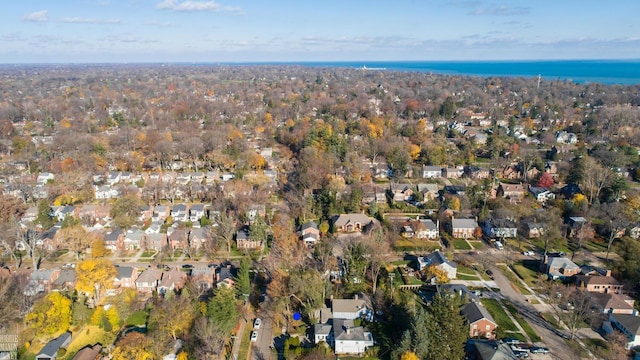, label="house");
[36,332,72,360]
[332,214,377,234]
[135,268,163,294]
[417,183,440,201]
[401,225,415,238]
[545,255,580,280]
[465,166,491,180]
[332,298,369,320]
[497,183,525,202]
[521,221,545,239]
[462,302,498,339]
[158,268,187,295]
[168,229,189,250]
[561,183,582,199]
[94,185,119,200]
[236,228,262,251]
[422,165,443,178]
[139,205,153,222]
[556,131,579,144]
[189,204,206,223]
[144,233,167,251]
[24,269,60,296]
[333,318,375,355]
[191,267,215,291]
[567,216,594,238]
[529,186,555,203]
[416,250,457,280]
[629,225,640,240]
[608,313,640,349]
[124,229,145,250]
[54,205,75,222]
[36,172,55,185]
[482,219,518,239]
[215,263,236,289]
[388,183,414,202]
[590,292,636,315]
[171,204,188,222]
[114,266,138,289]
[71,344,102,360]
[145,222,162,235]
[575,274,623,294]
[152,205,170,222]
[451,218,479,239]
[104,228,124,252]
[444,167,464,179]
[189,227,208,250]
[314,298,375,355]
[444,185,466,196]
[300,221,320,246]
[467,339,518,360]
[106,171,121,186]
[415,219,439,239]
[52,269,77,291]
